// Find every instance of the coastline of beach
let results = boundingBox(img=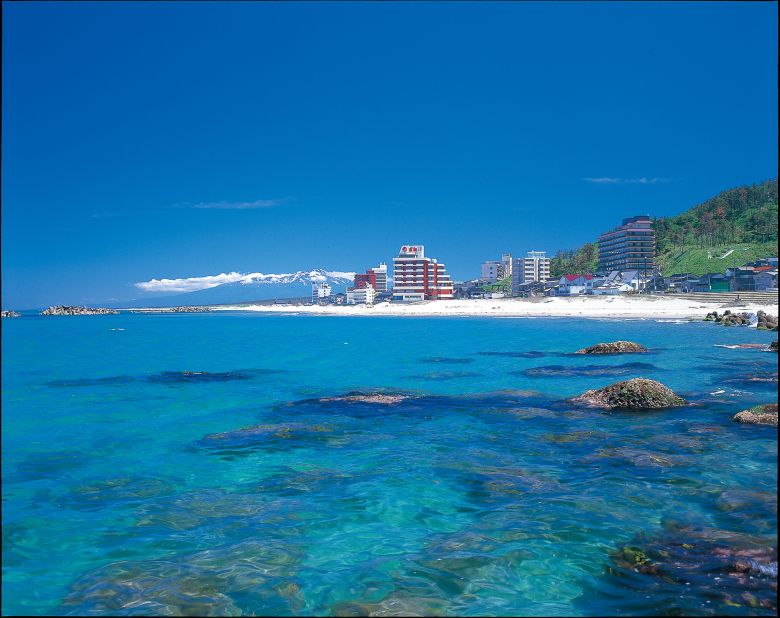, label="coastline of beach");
[206,296,780,320]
